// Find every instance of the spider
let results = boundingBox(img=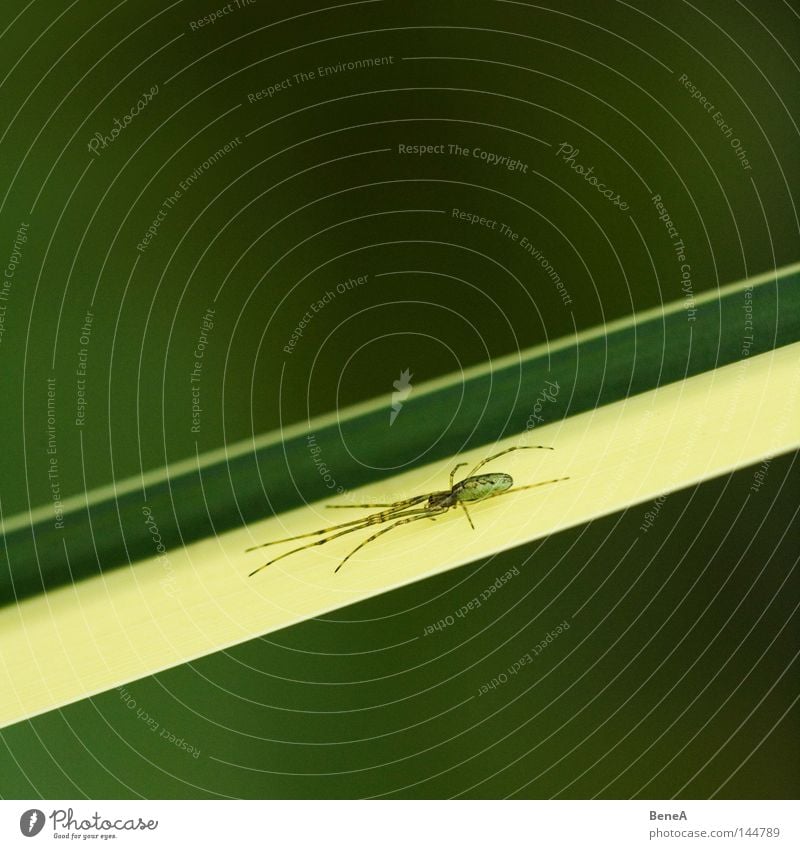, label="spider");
[246,446,568,576]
